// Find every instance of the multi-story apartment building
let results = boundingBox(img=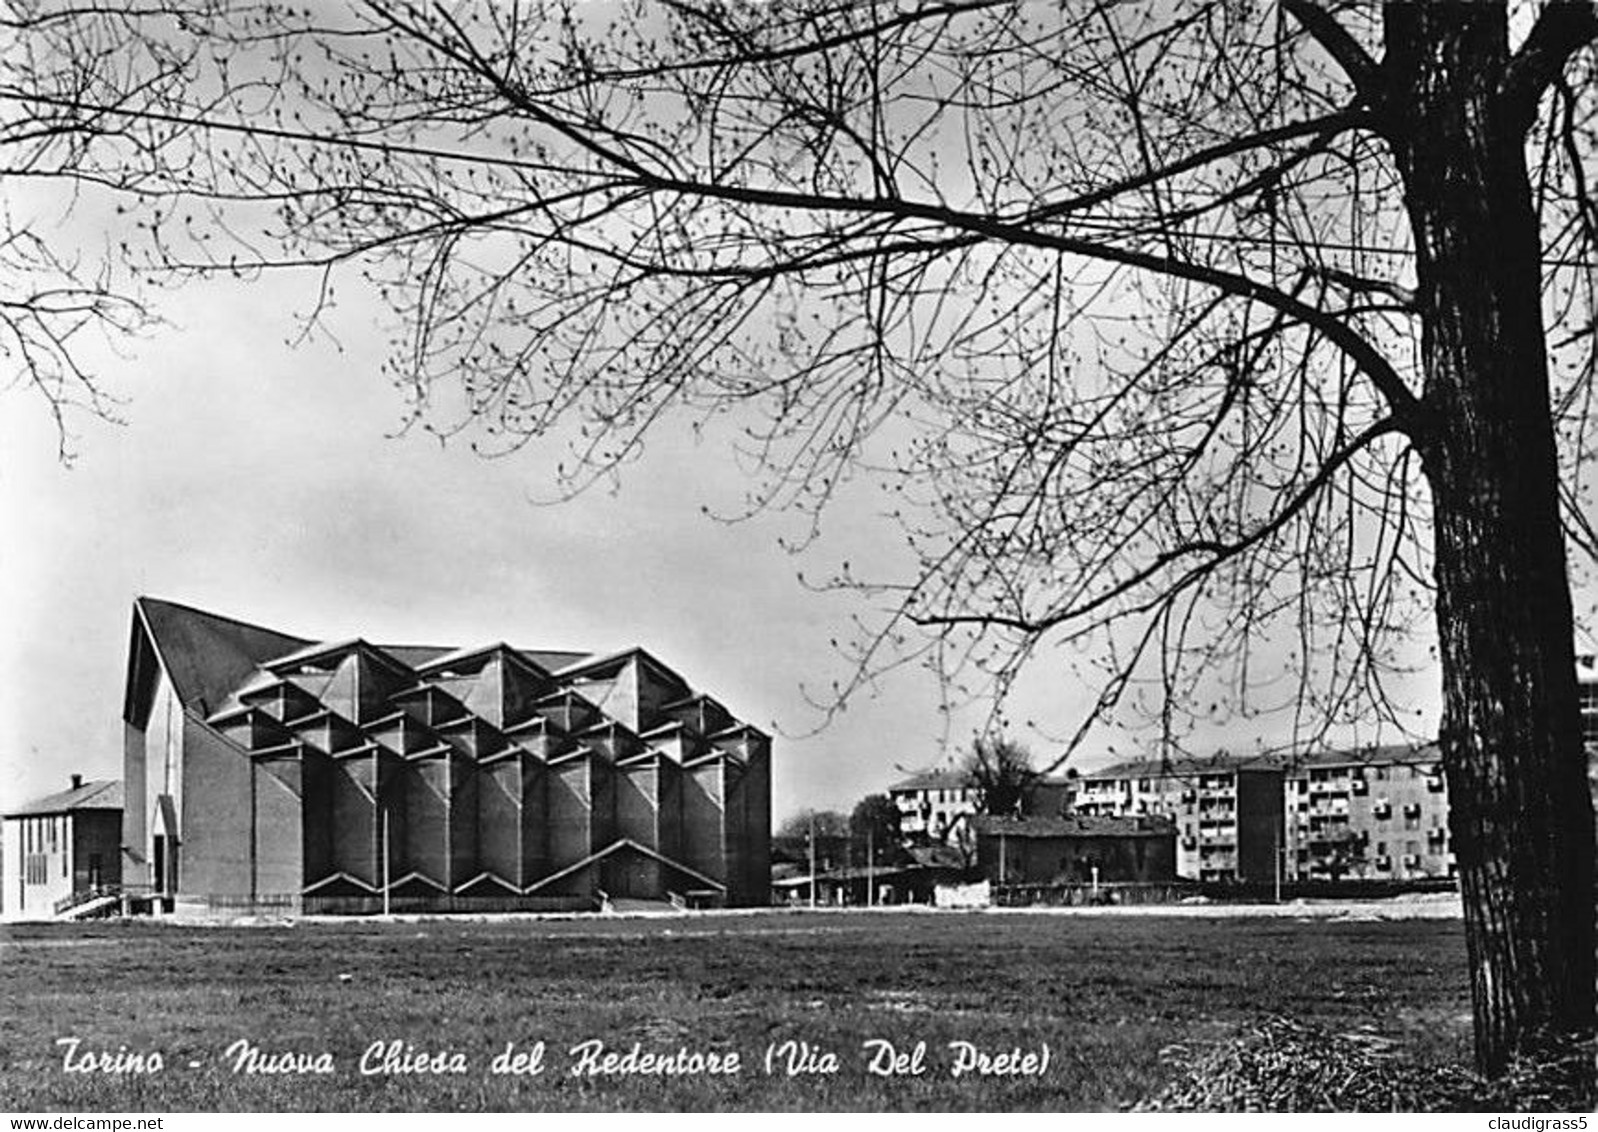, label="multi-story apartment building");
[888,769,1077,849]
[888,769,983,844]
[1283,747,1451,882]
[1573,654,1598,821]
[1579,653,1598,749]
[1074,757,1283,883]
